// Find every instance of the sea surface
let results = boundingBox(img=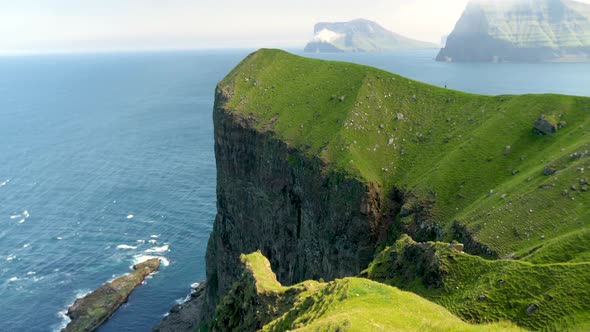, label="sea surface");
[0,48,589,332]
